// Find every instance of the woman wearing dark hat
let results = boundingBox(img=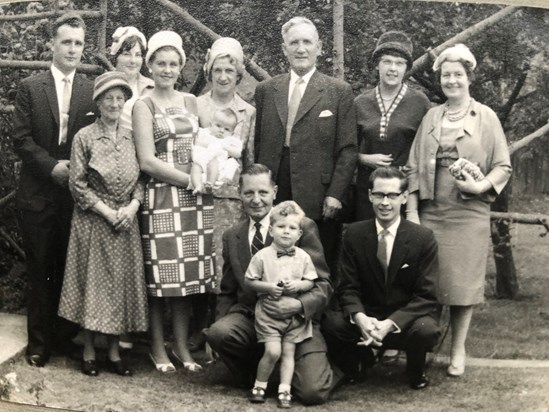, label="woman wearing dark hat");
[58,71,148,377]
[354,31,430,220]
[407,44,511,377]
